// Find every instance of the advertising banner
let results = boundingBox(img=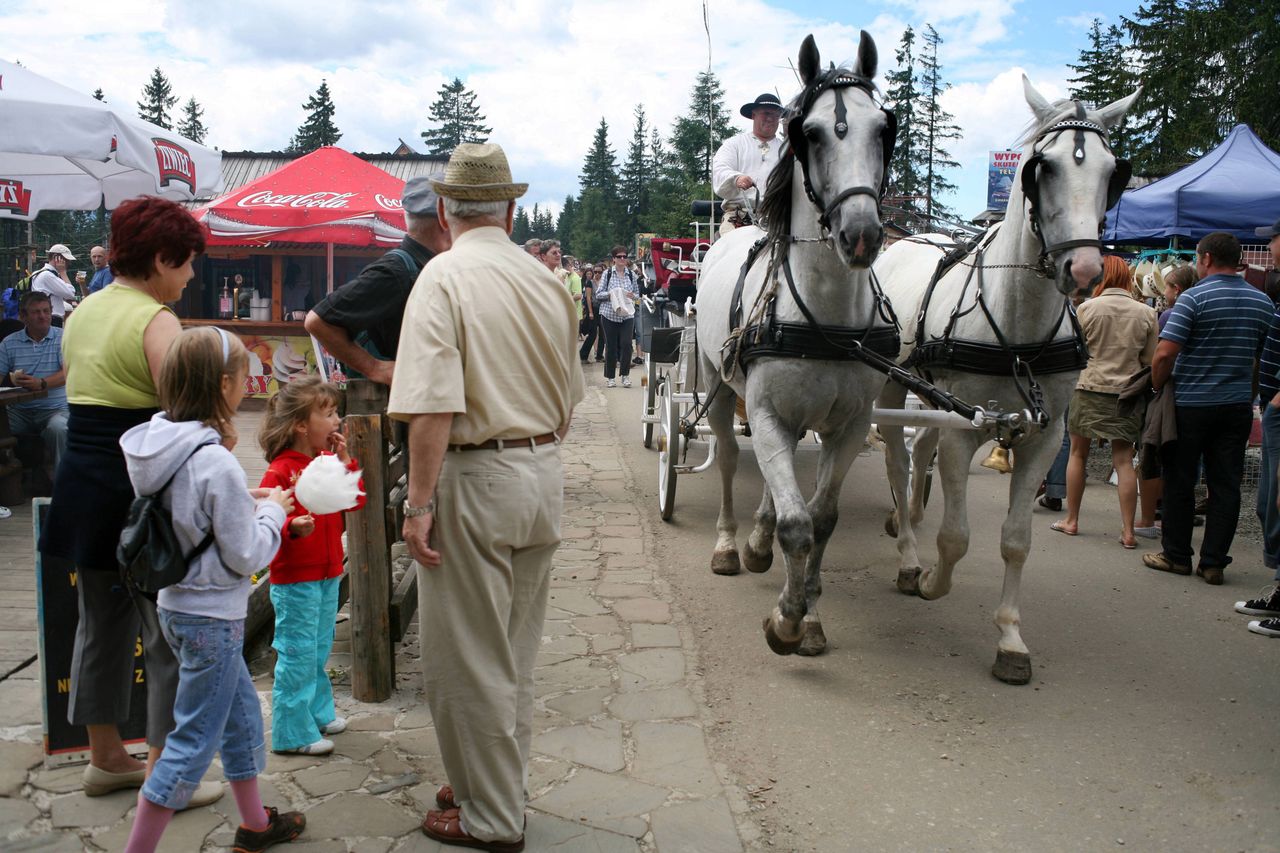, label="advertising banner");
[237,334,320,398]
[988,150,1022,210]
